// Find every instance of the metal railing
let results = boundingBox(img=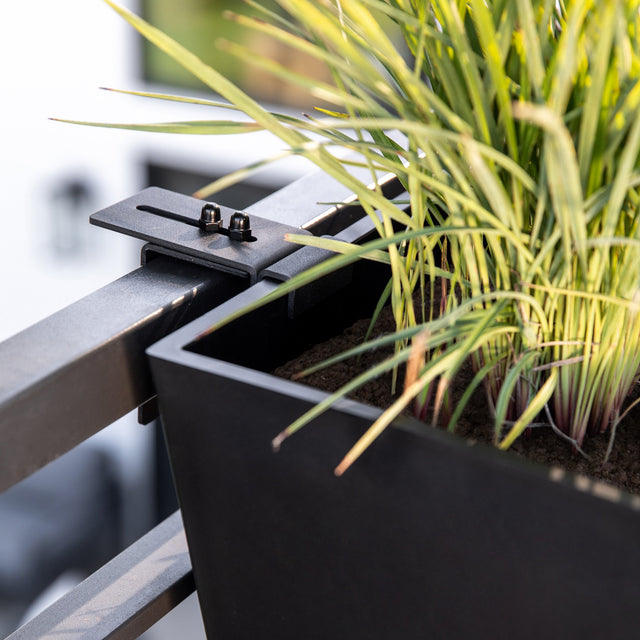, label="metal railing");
[0,253,219,640]
[0,167,402,639]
